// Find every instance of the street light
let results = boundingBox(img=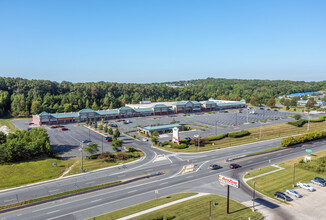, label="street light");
[253,182,256,211]
[307,113,310,132]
